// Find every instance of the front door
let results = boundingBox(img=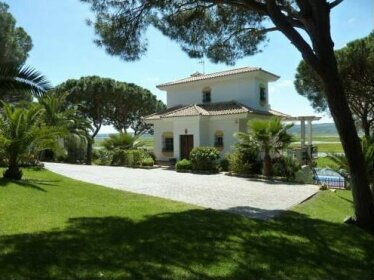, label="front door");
[180,135,194,159]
